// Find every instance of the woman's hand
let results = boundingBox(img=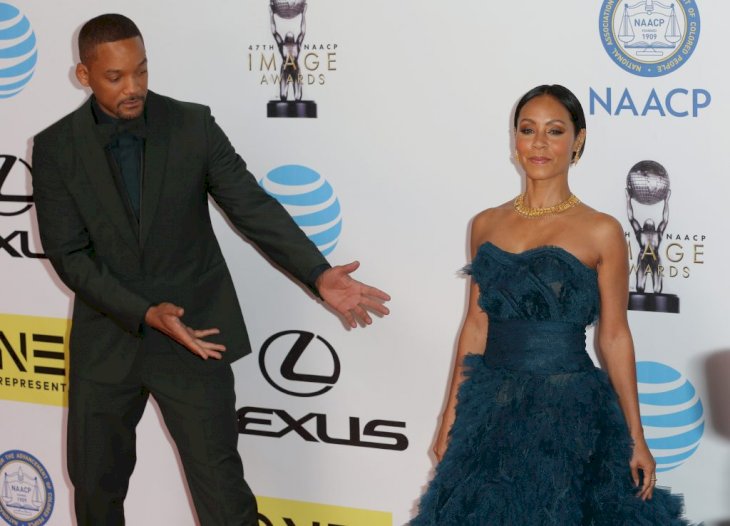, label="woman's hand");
[630,436,657,500]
